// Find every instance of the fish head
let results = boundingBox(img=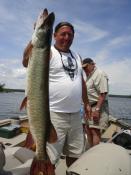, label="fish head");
[32,9,55,47]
